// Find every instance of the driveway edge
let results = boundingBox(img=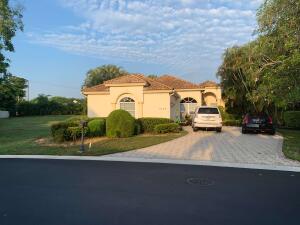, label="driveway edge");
[0,155,299,172]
